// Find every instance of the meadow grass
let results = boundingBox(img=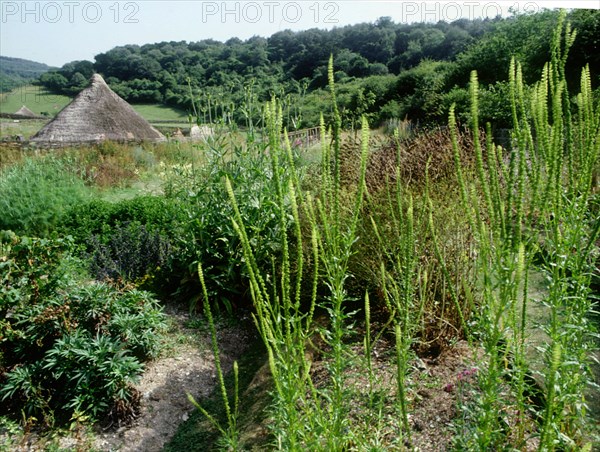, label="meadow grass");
[129,103,188,121]
[0,118,48,139]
